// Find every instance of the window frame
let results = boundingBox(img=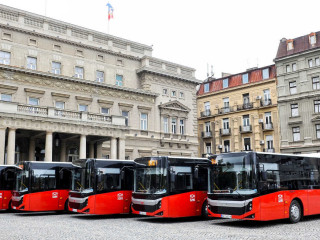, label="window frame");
[292,127,301,142]
[262,68,269,80]
[242,73,249,84]
[75,66,84,79]
[204,83,210,93]
[51,61,61,75]
[96,70,104,83]
[116,74,123,86]
[140,113,148,131]
[0,51,11,65]
[312,76,320,90]
[289,81,297,94]
[27,56,37,70]
[0,93,12,102]
[291,104,299,117]
[222,78,229,89]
